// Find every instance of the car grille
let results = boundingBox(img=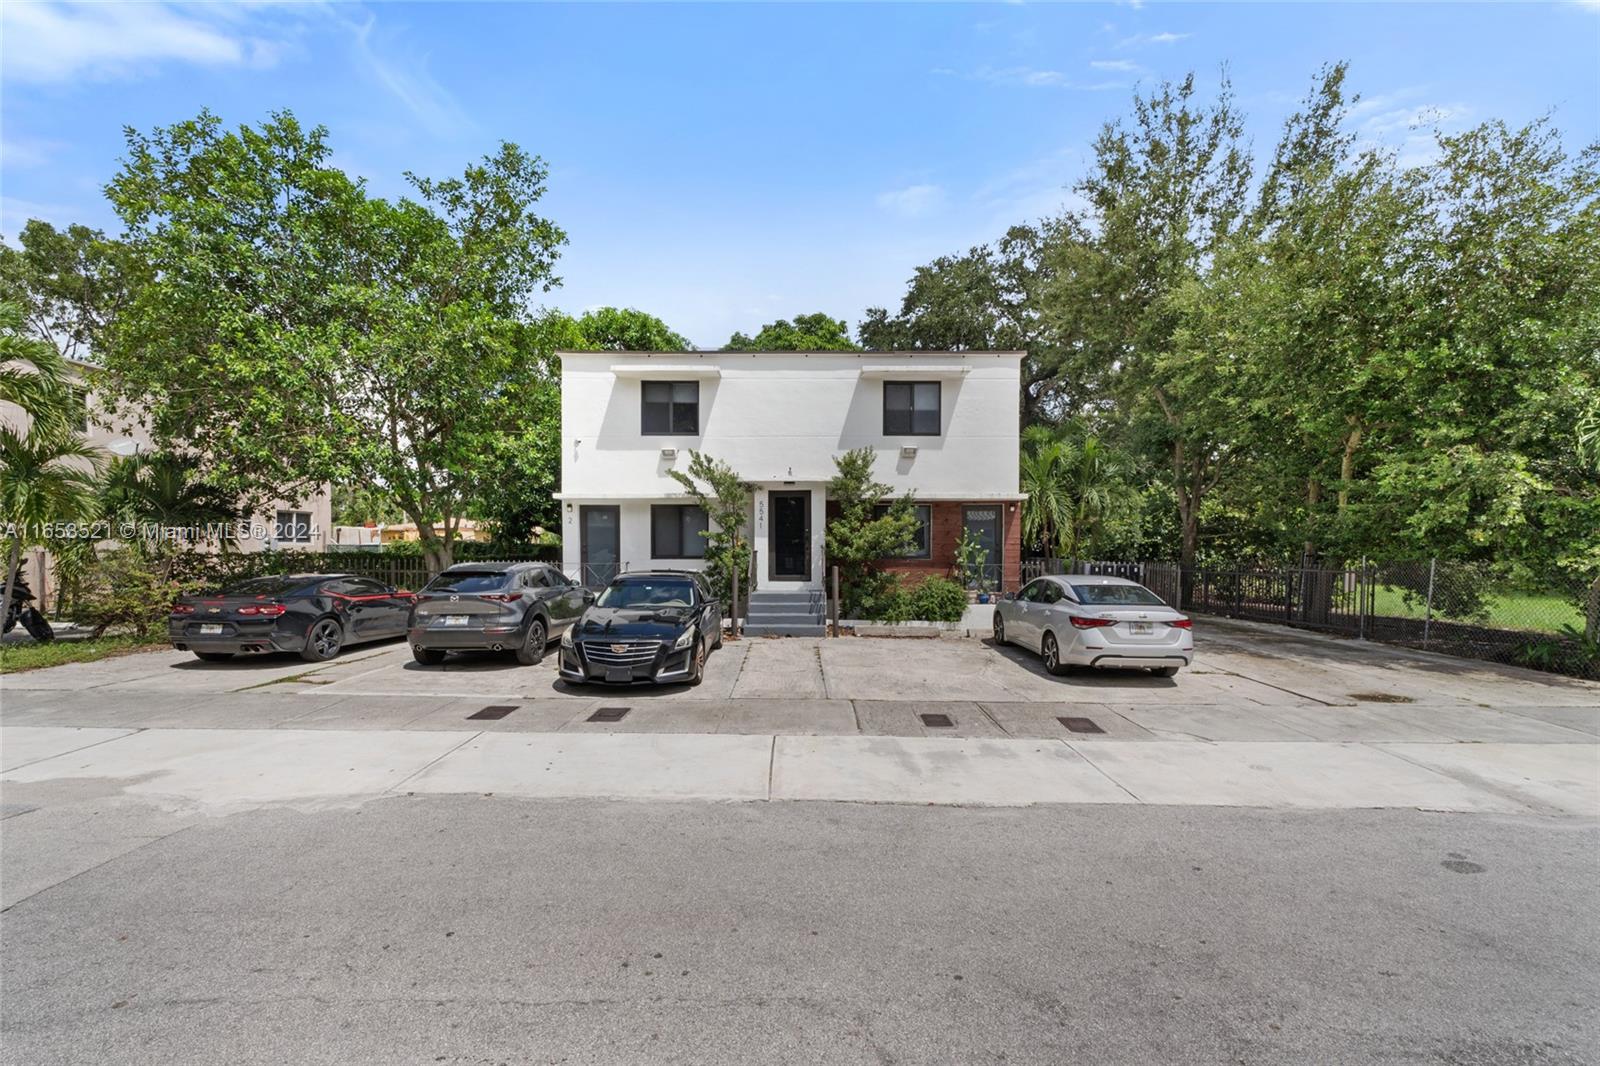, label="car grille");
[579,640,663,666]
